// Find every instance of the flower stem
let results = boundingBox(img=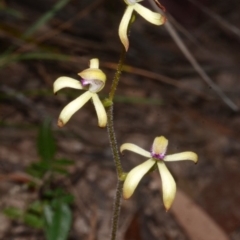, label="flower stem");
[108,47,126,102]
[107,105,123,177]
[110,180,123,240]
[107,47,126,240]
[107,47,126,178]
